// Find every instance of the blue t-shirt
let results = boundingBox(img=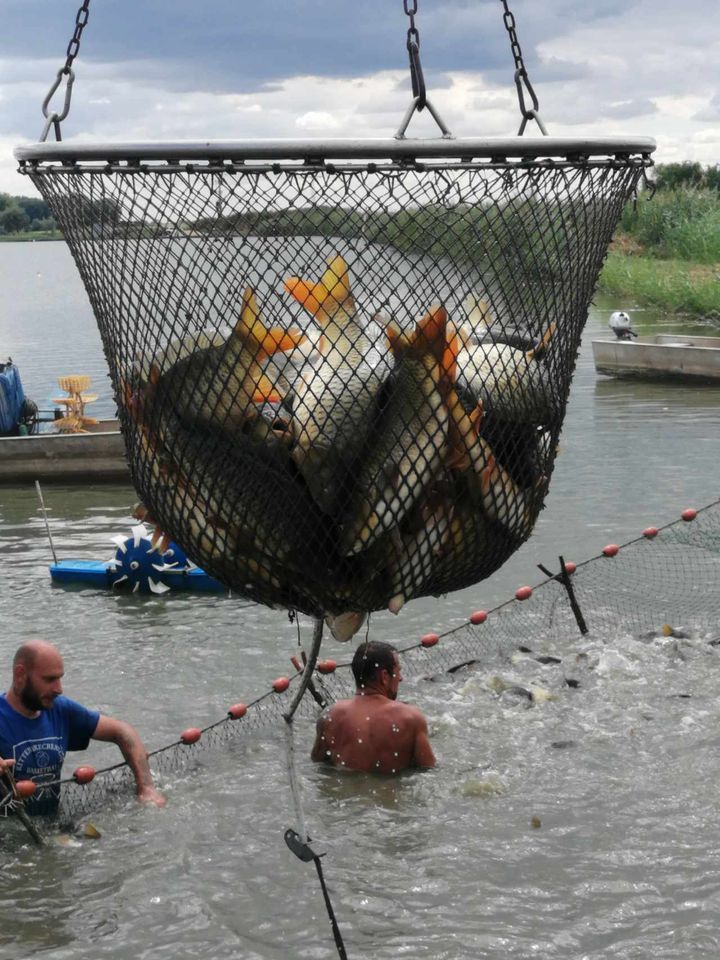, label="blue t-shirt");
[0,693,100,816]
